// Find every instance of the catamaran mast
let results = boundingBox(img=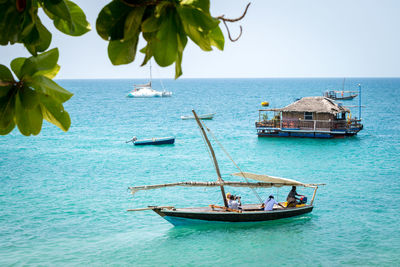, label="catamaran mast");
[192,110,229,208]
[149,60,152,86]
